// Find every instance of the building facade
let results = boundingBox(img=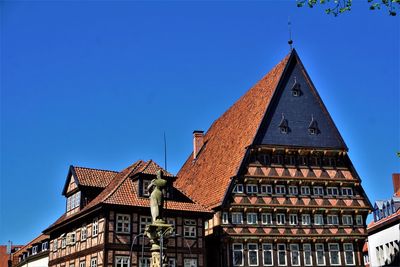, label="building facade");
[43,160,212,267]
[176,49,372,267]
[367,173,400,267]
[12,234,50,267]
